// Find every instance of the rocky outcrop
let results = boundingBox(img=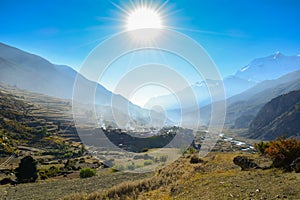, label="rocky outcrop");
[233,156,260,170]
[291,157,300,173]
